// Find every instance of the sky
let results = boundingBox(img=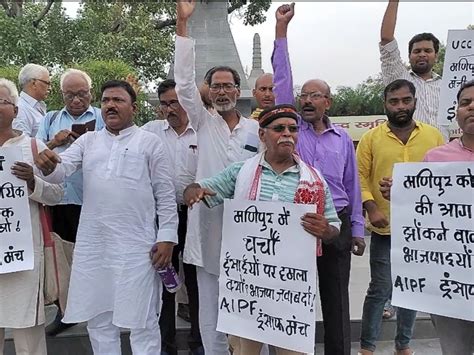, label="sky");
[65,2,474,89]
